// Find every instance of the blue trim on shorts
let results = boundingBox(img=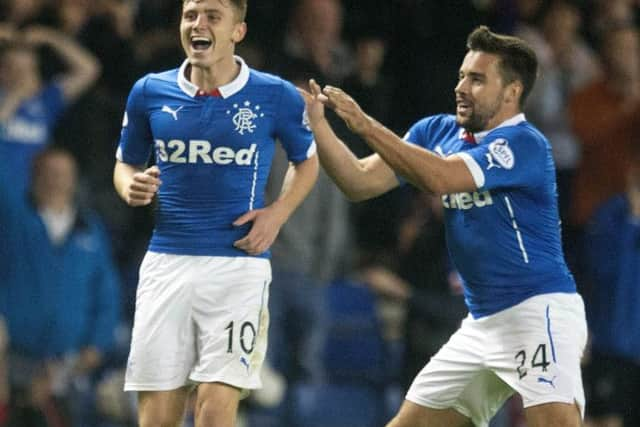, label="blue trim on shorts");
[546,305,557,363]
